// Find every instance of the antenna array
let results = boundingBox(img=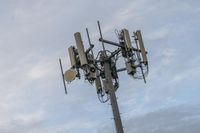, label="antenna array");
[59,21,149,133]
